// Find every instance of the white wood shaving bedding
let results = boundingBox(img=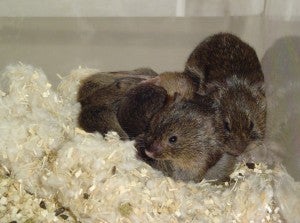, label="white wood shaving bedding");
[0,64,299,223]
